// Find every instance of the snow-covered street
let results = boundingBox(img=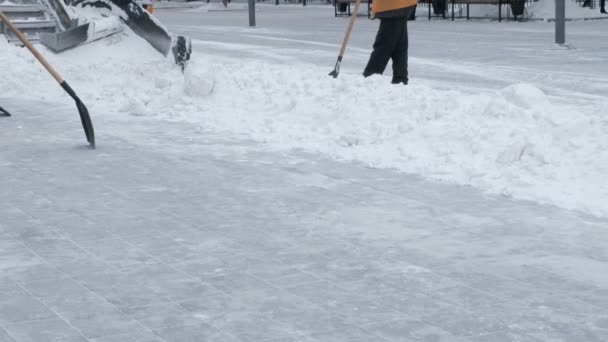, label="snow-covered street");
[1,4,608,342]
